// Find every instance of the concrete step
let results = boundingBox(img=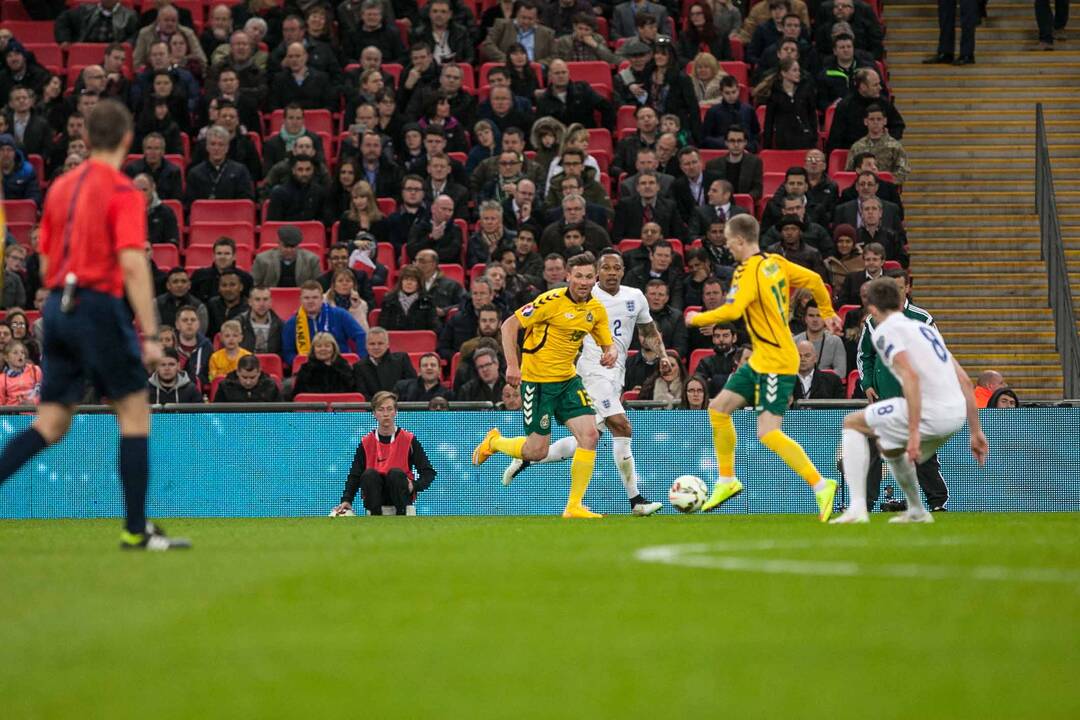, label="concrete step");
[931,309,1051,321]
[915,260,1046,272]
[940,329,1056,343]
[899,145,1080,158]
[912,250,1064,261]
[890,73,1080,86]
[952,354,1063,367]
[941,343,1055,354]
[918,294,1049,306]
[891,50,1080,63]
